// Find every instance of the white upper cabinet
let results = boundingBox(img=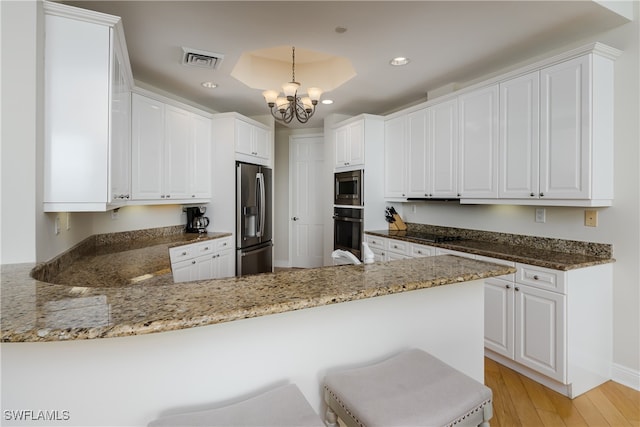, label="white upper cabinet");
[43,2,133,212]
[384,115,407,198]
[539,54,614,203]
[499,71,540,199]
[236,119,272,166]
[430,99,459,198]
[334,120,365,170]
[383,43,618,207]
[458,85,499,198]
[131,93,212,203]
